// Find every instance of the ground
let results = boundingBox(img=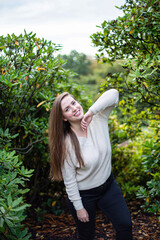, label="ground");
[25,200,160,240]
